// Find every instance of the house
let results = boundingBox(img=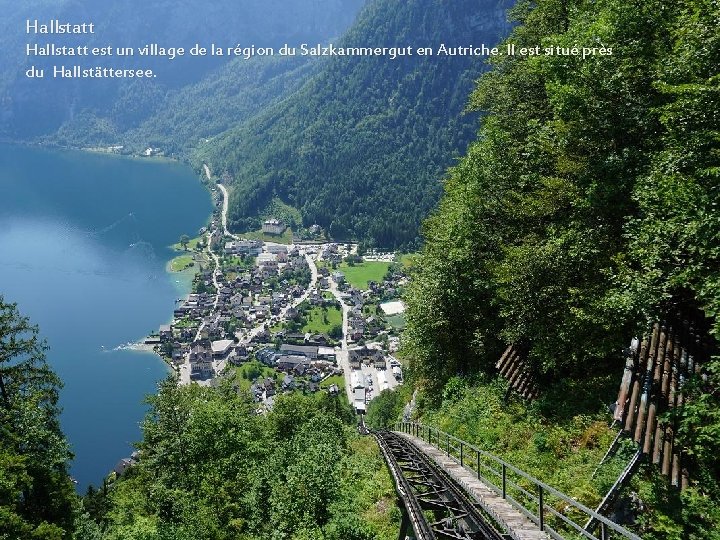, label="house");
[251,328,271,343]
[171,347,185,365]
[318,346,337,363]
[282,374,295,390]
[257,253,278,266]
[348,325,364,342]
[279,344,318,359]
[276,354,309,371]
[225,240,262,255]
[281,332,306,344]
[262,219,286,235]
[266,244,288,255]
[189,343,214,379]
[159,324,173,341]
[293,363,308,376]
[332,271,345,284]
[306,334,331,346]
[113,457,134,477]
[249,381,264,401]
[210,339,234,358]
[348,345,384,369]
